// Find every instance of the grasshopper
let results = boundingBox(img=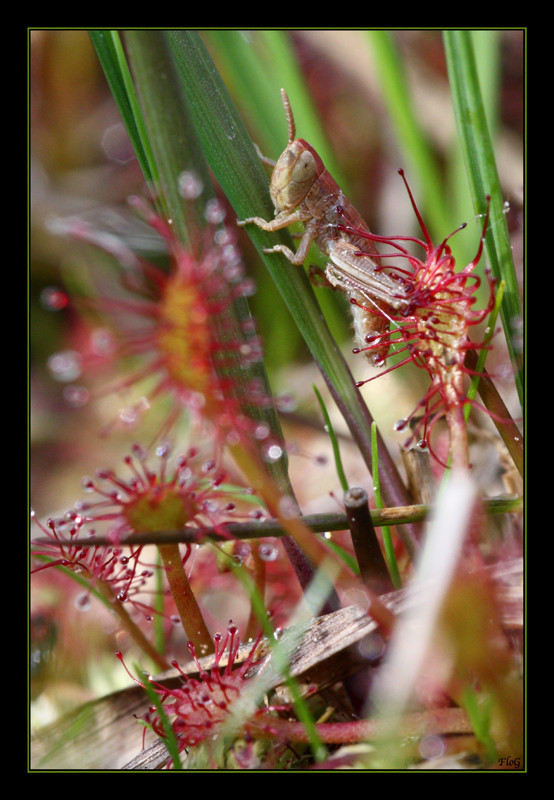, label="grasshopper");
[238,89,409,366]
